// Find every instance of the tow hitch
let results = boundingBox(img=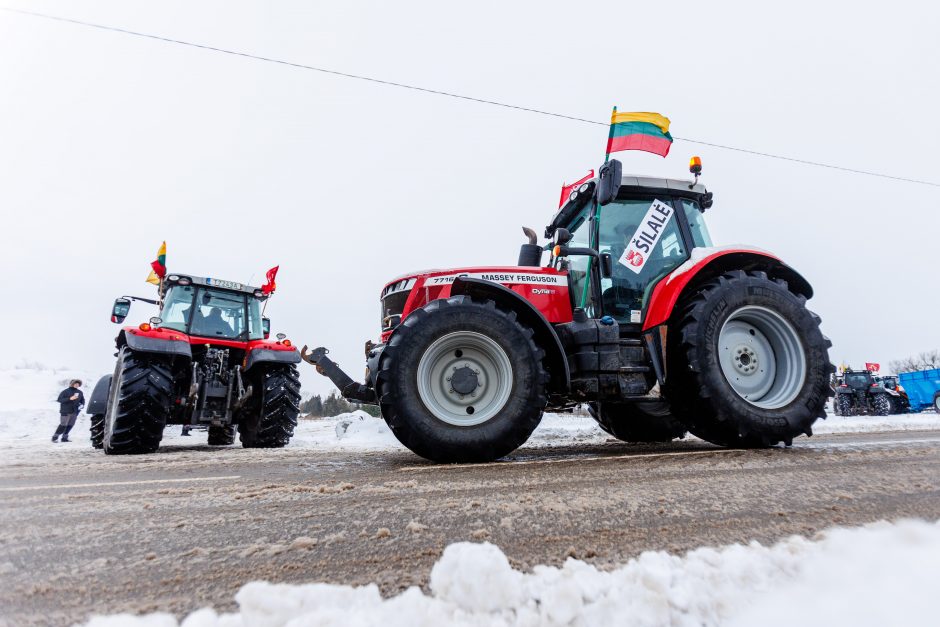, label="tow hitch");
[300,346,376,404]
